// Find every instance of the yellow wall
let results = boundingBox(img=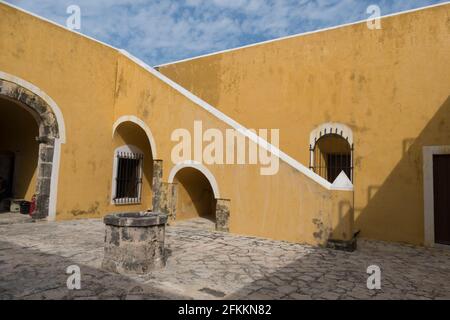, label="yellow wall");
[0,98,39,200]
[158,4,450,245]
[1,4,119,220]
[112,53,354,245]
[0,2,358,246]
